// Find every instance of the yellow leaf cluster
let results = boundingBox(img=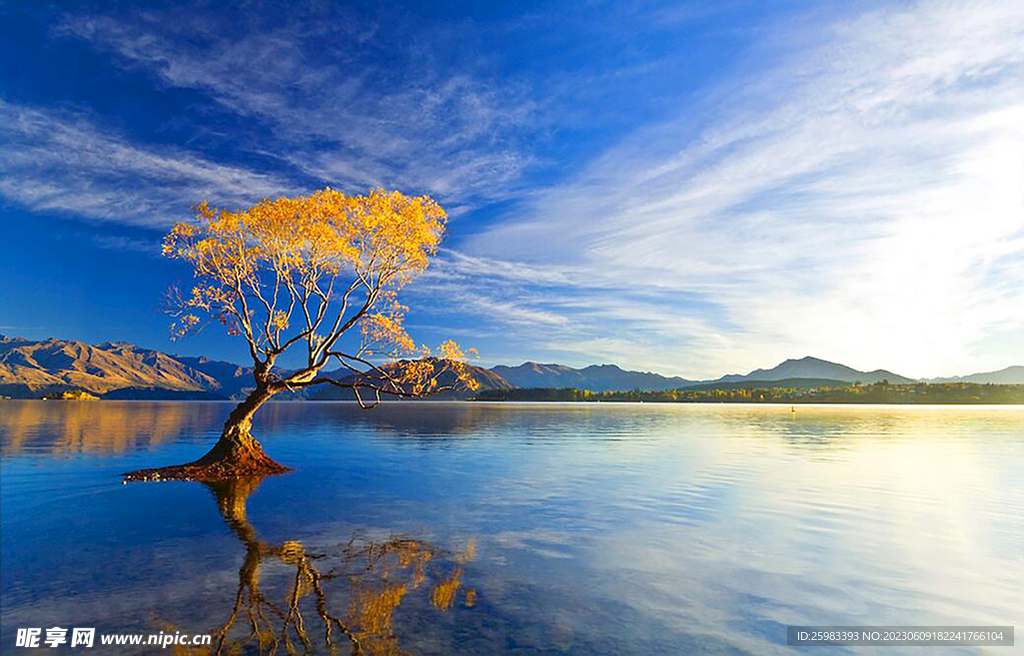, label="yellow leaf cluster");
[163,188,446,342]
[360,293,416,357]
[166,189,445,284]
